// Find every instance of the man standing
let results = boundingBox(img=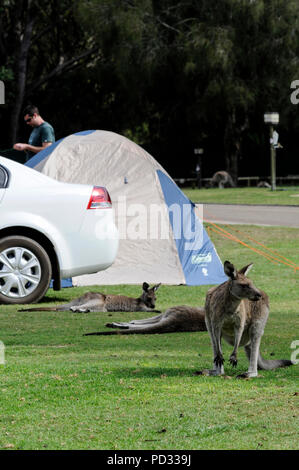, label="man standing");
[13,105,55,161]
